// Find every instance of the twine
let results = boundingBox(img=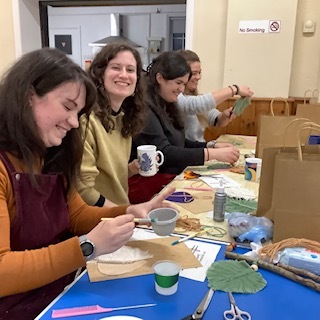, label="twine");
[259,238,320,262]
